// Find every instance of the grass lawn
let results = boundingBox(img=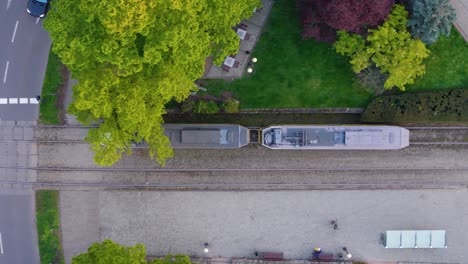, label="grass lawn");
[407,28,468,91]
[36,190,64,264]
[40,50,64,124]
[205,0,372,109]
